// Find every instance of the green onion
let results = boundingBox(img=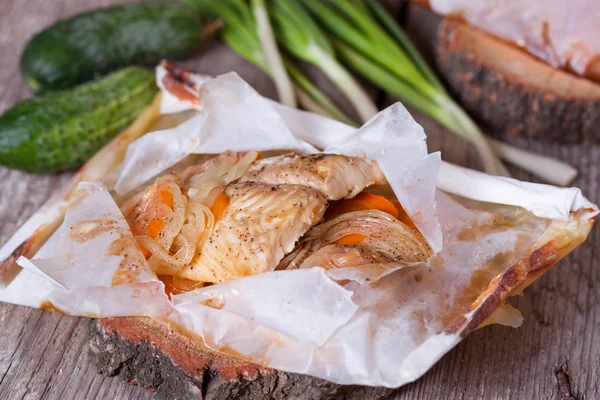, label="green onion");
[252,0,296,107]
[300,0,576,185]
[299,0,507,176]
[302,0,510,176]
[185,0,355,125]
[284,60,357,126]
[187,0,576,185]
[269,0,378,123]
